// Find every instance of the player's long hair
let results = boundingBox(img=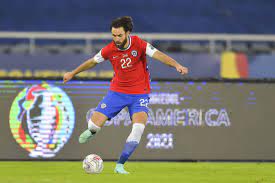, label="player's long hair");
[110,16,133,32]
